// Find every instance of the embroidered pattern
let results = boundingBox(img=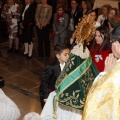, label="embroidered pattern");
[54,53,99,114]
